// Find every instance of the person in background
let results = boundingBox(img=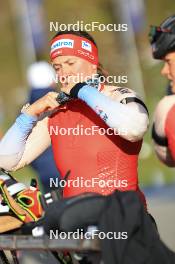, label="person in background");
[150,15,175,166]
[26,61,59,192]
